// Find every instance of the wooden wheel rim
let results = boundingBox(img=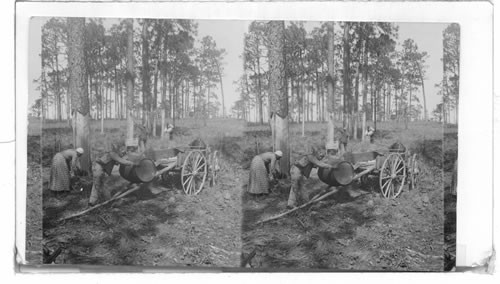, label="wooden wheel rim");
[379,153,406,198]
[181,150,207,195]
[410,154,420,191]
